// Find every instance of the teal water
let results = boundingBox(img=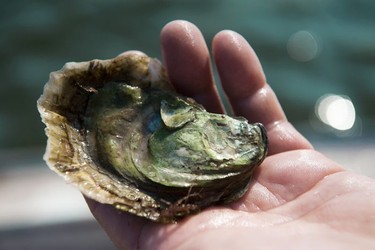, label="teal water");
[1,0,374,150]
